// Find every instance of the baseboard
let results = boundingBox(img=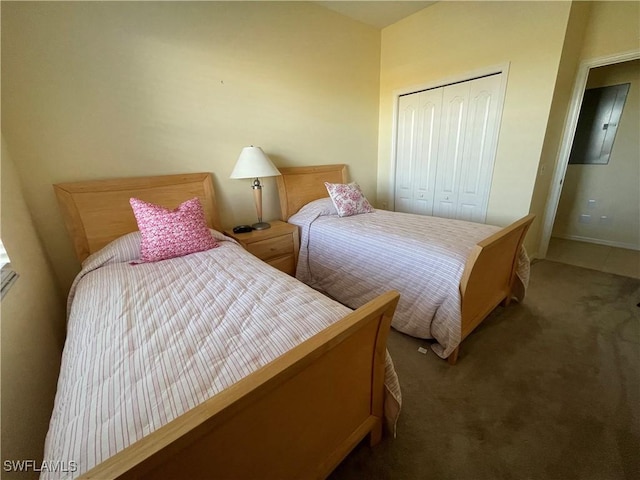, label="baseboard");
[551,234,640,251]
